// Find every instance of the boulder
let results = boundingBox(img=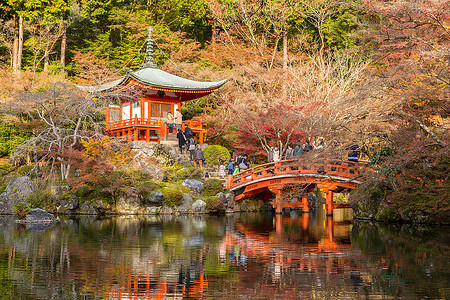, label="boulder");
[191,199,206,213]
[145,191,164,206]
[91,199,112,215]
[181,179,204,195]
[225,193,235,209]
[143,164,165,182]
[177,194,194,213]
[58,196,79,214]
[79,201,98,215]
[115,187,143,214]
[0,176,37,214]
[26,208,56,223]
[216,192,226,203]
[5,176,37,201]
